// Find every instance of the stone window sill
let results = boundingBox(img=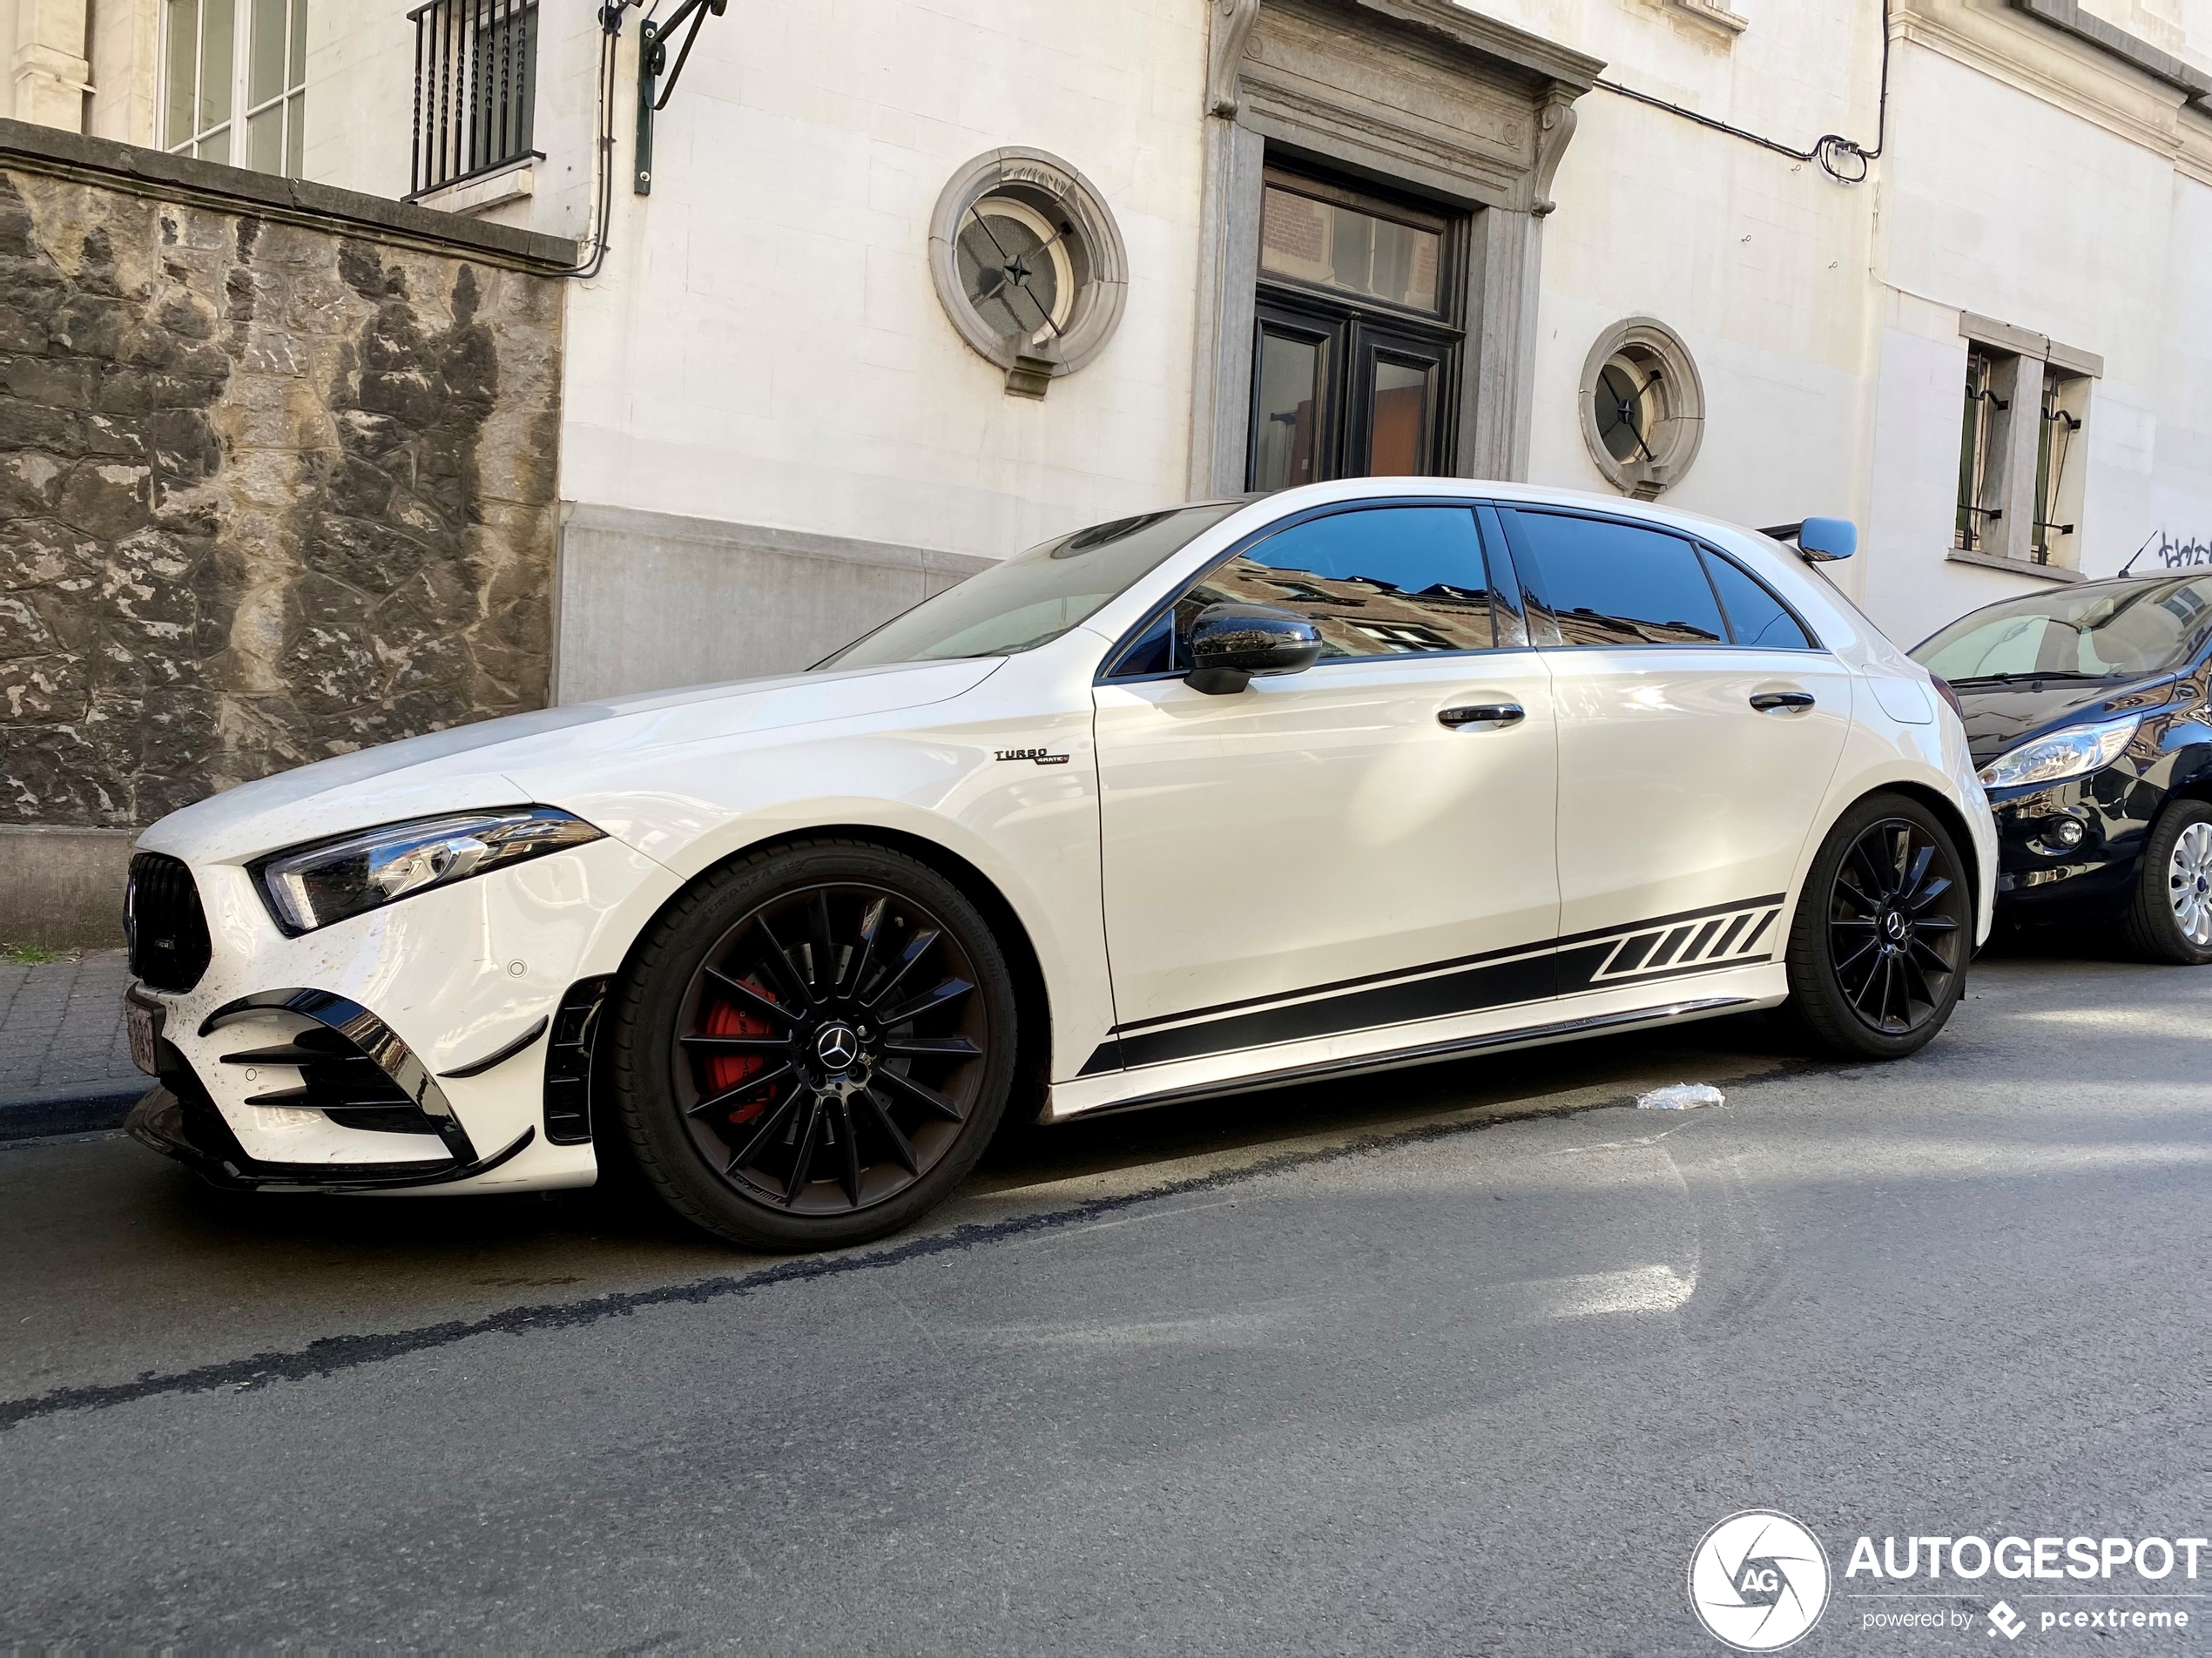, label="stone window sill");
[1663,0,1750,37]
[1946,548,2086,583]
[415,157,538,219]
